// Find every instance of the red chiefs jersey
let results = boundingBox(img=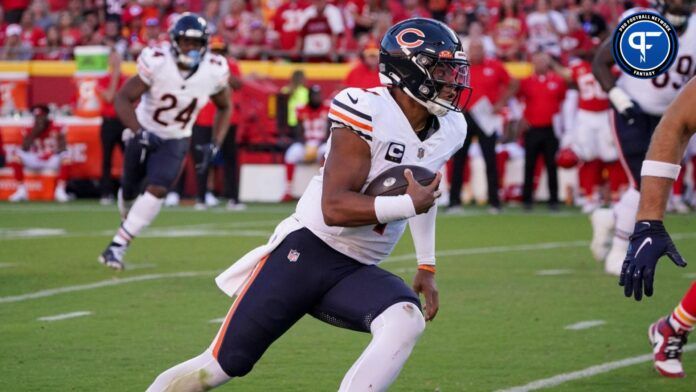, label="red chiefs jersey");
[22,121,64,159]
[297,103,329,143]
[273,0,309,51]
[570,60,609,112]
